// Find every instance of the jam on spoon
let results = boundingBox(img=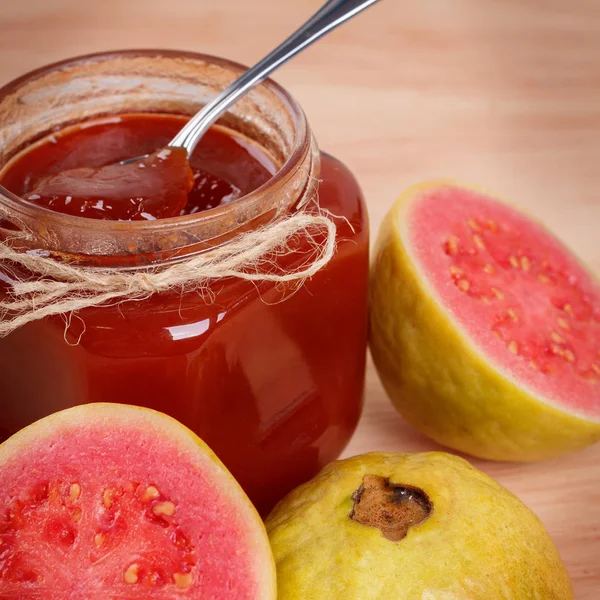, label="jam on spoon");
[23,146,194,221]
